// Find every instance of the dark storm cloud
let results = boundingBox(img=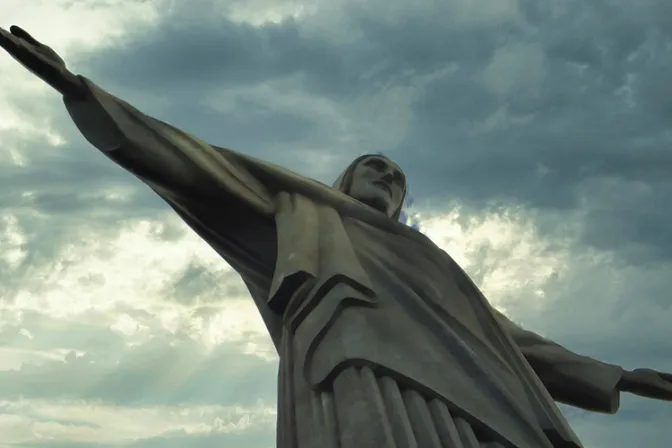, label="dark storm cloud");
[3,0,672,445]
[569,396,672,448]
[57,0,672,263]
[503,250,672,446]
